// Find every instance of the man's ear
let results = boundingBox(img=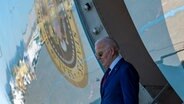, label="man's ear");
[110,47,115,56]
